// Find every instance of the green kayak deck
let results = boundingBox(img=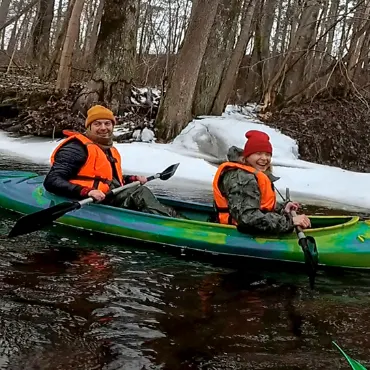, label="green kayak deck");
[0,170,370,270]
